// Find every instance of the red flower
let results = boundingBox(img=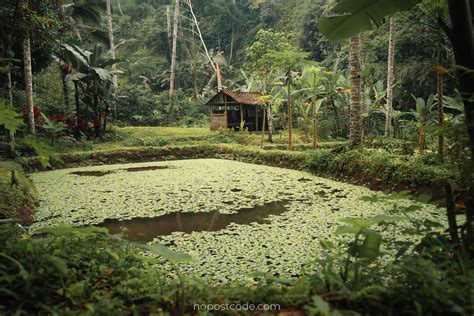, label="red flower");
[21,105,41,119]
